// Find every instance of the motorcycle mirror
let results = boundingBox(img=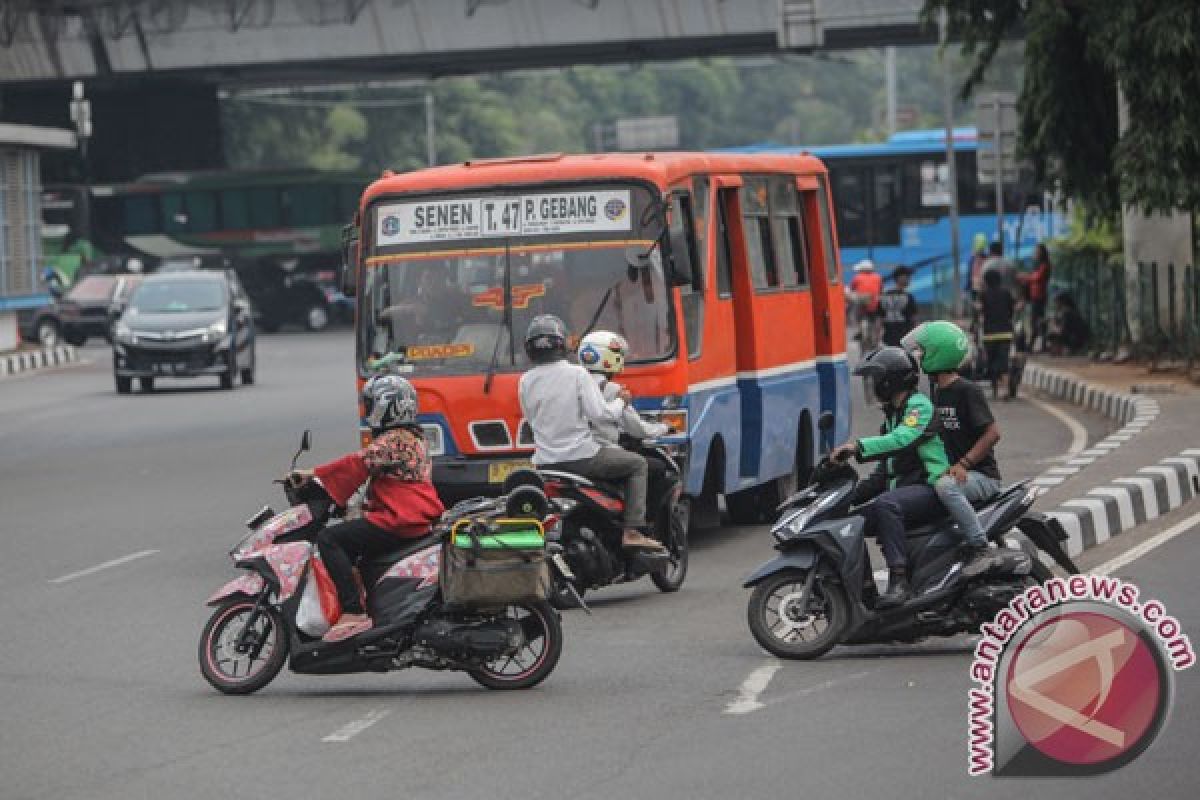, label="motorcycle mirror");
[818,411,836,452]
[290,430,312,471]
